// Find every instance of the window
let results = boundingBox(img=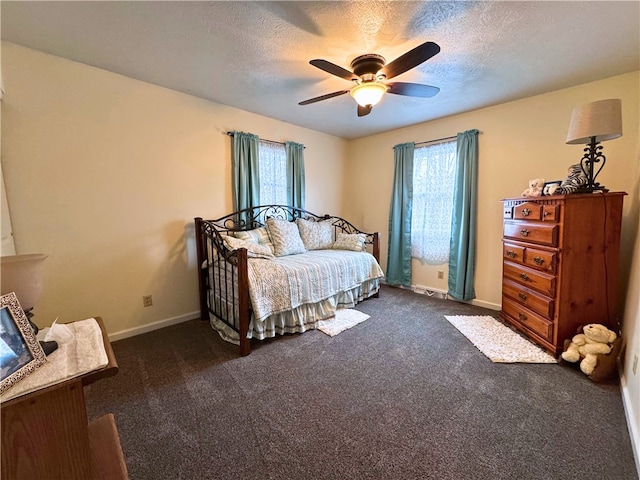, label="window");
[411,140,457,264]
[258,141,287,205]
